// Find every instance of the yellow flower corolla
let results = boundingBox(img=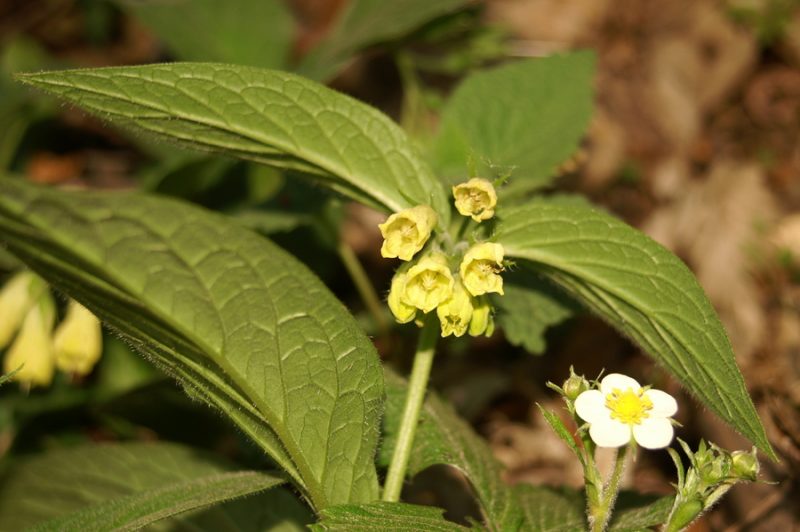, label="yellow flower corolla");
[468,296,494,337]
[53,300,103,376]
[0,271,43,349]
[459,242,505,296]
[378,205,437,261]
[437,280,473,337]
[3,294,56,388]
[402,254,454,313]
[452,178,497,222]
[387,270,417,324]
